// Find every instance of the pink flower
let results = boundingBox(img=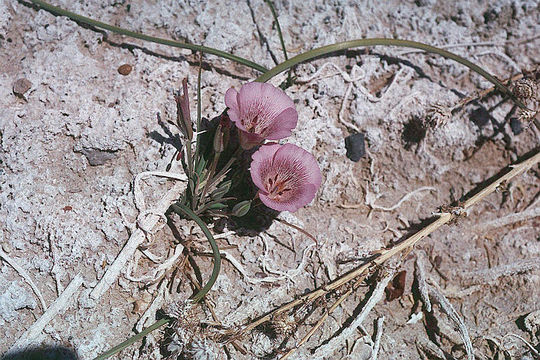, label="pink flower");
[225,82,298,149]
[250,143,322,212]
